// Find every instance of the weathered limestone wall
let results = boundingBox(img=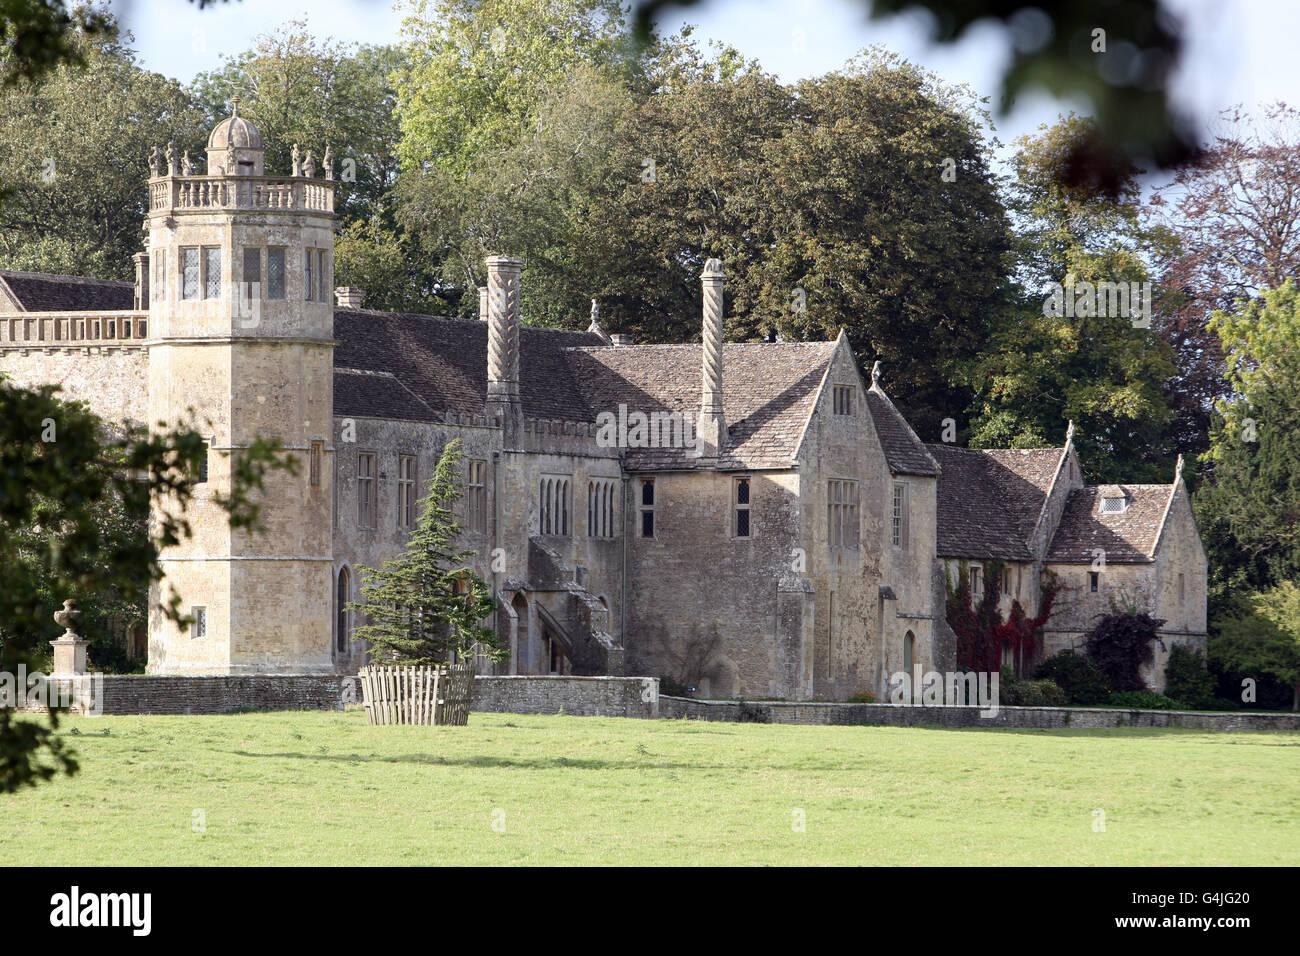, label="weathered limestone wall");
[0,346,148,425]
[625,468,803,699]
[798,346,886,700]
